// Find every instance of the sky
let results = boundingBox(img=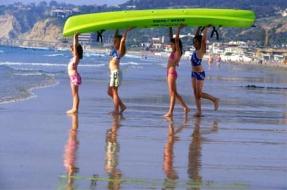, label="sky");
[0,0,128,6]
